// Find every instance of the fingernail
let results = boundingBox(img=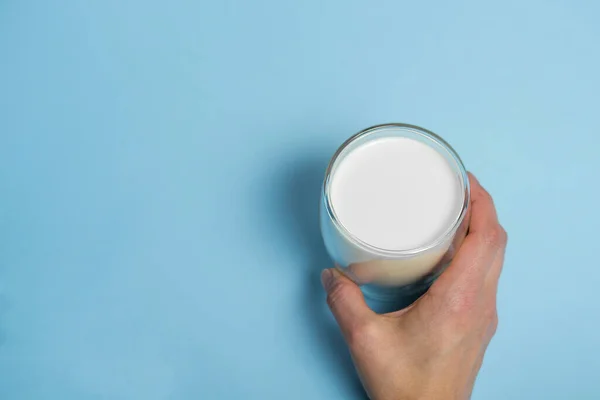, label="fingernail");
[321,269,334,292]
